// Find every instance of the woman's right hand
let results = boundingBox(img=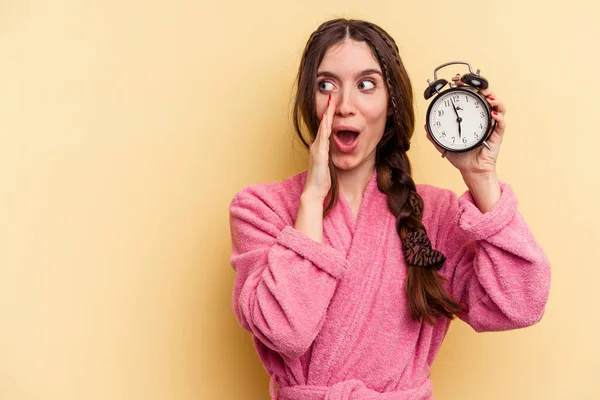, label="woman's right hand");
[304,93,335,202]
